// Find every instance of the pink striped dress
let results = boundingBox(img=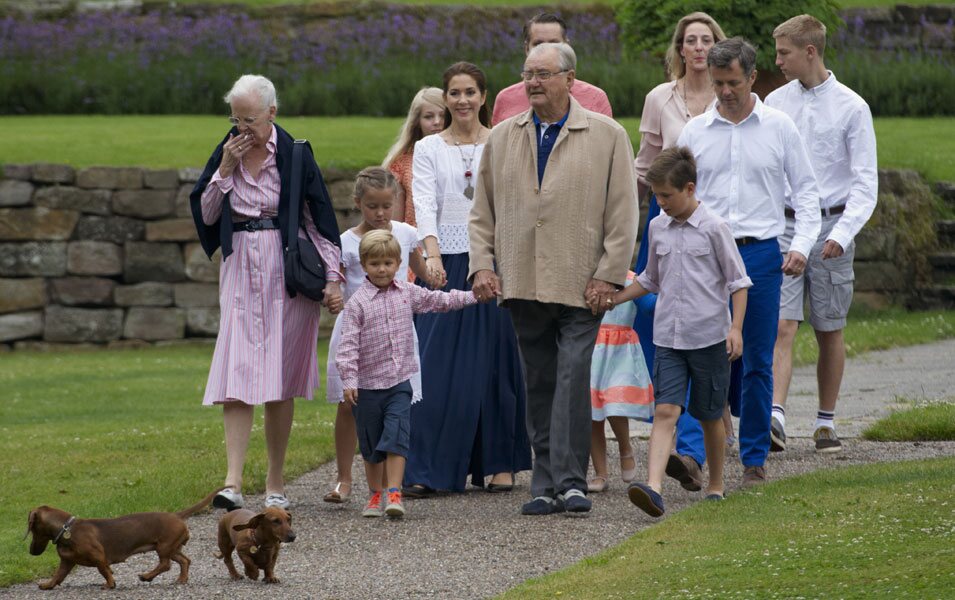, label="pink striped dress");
[199,126,342,406]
